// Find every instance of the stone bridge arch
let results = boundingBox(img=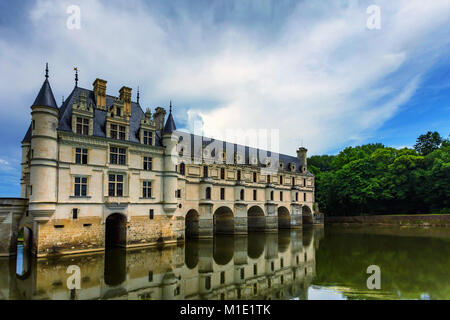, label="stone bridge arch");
[302,205,313,225]
[105,212,127,248]
[185,209,199,239]
[213,206,234,234]
[247,205,265,232]
[277,206,291,229]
